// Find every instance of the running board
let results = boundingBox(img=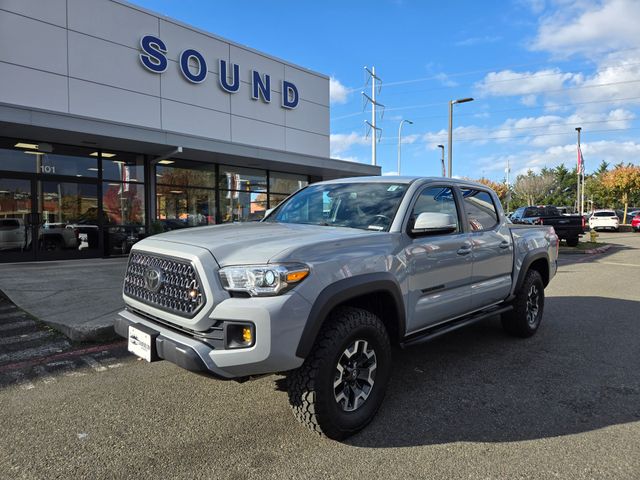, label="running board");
[400,305,513,348]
